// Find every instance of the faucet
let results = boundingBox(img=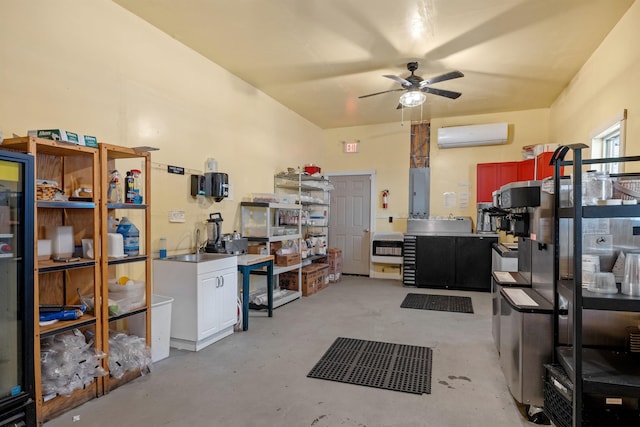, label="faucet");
[195,228,207,253]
